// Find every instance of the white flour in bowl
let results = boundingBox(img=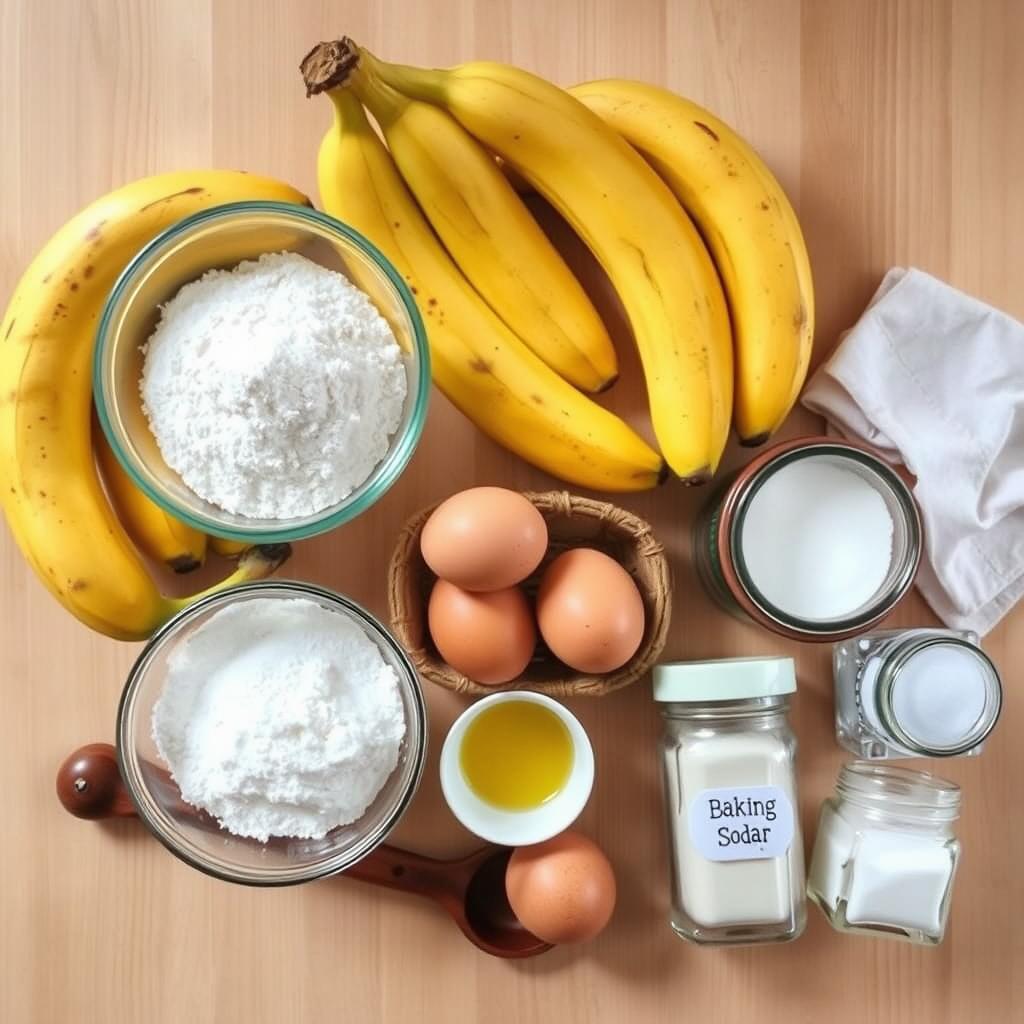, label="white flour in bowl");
[140,251,407,519]
[151,597,407,842]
